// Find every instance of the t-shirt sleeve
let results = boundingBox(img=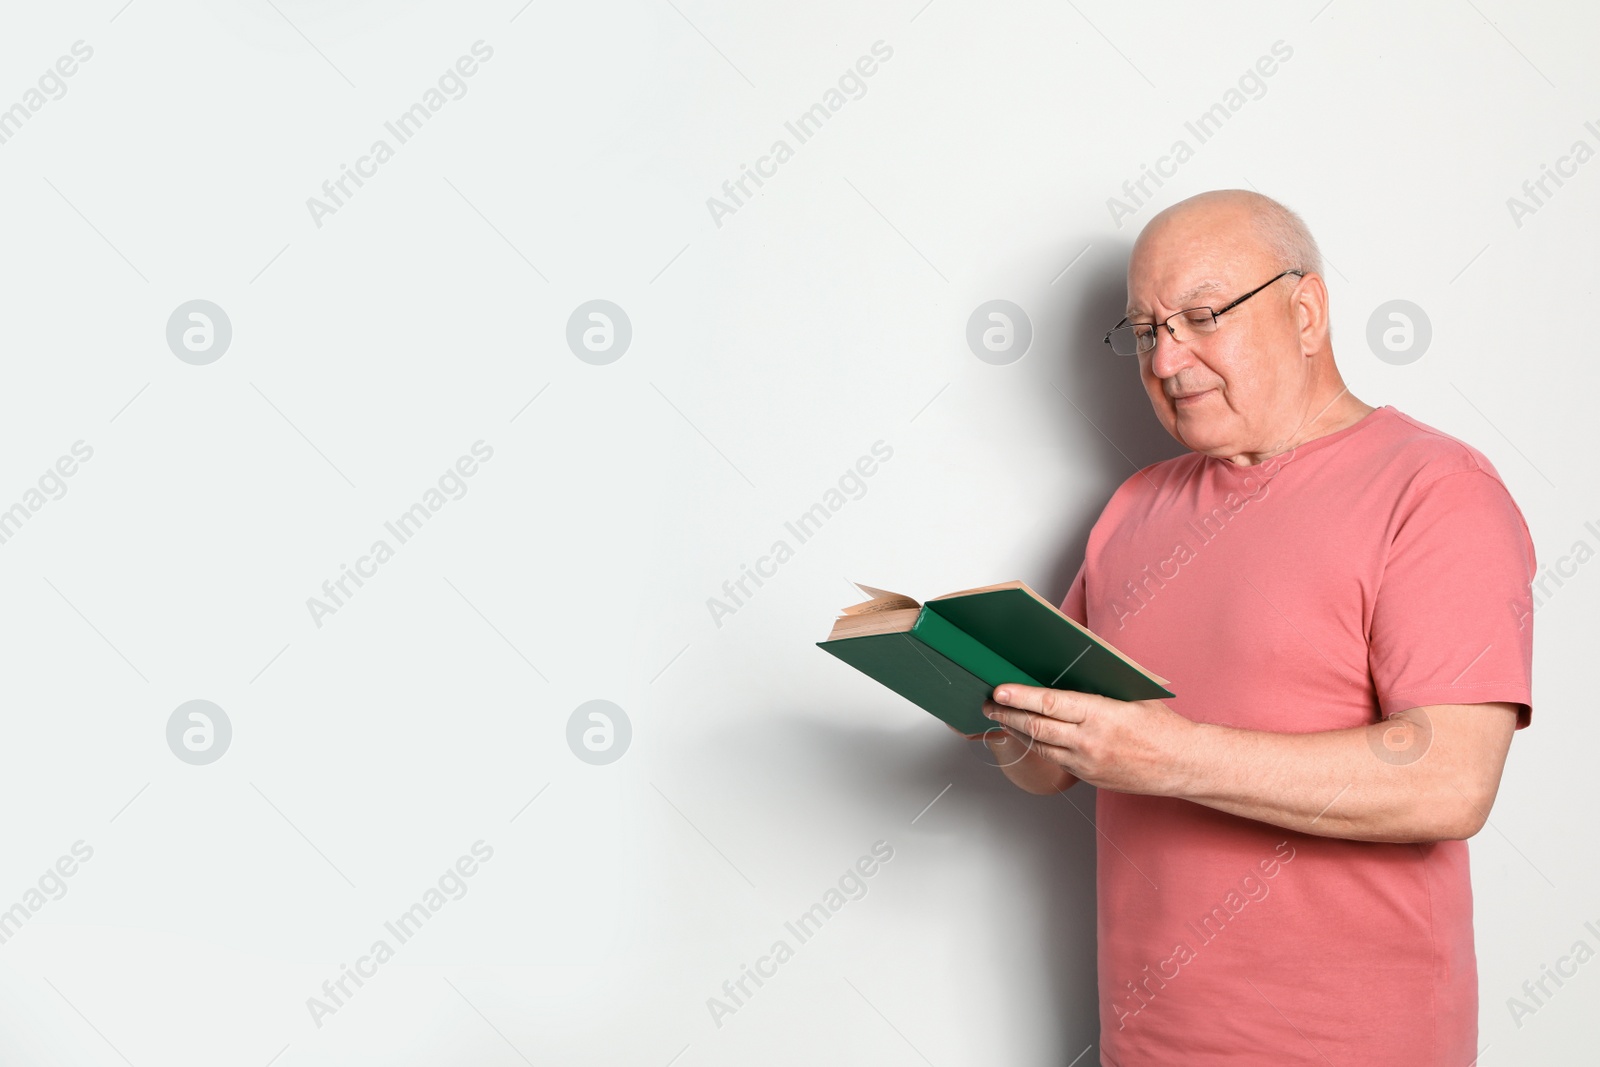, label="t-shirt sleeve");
[1368,468,1536,727]
[1060,558,1088,626]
